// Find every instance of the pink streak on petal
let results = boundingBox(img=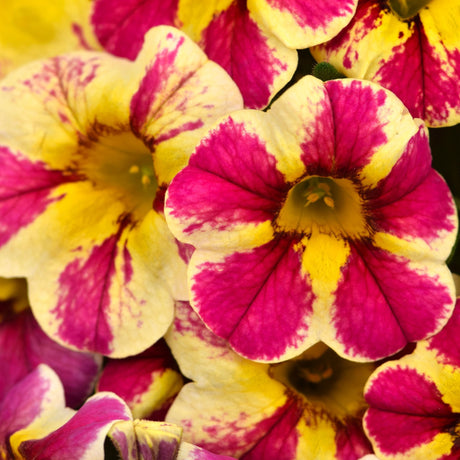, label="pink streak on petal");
[372,19,423,119]
[201,2,288,108]
[315,1,383,70]
[427,299,460,367]
[192,238,314,361]
[0,367,57,449]
[19,394,131,459]
[373,170,456,242]
[369,124,431,207]
[130,35,187,134]
[365,367,454,454]
[0,146,80,247]
[0,310,100,408]
[167,117,286,234]
[71,23,94,51]
[335,417,373,460]
[333,243,452,359]
[154,120,204,145]
[241,399,302,460]
[51,218,133,354]
[324,80,388,175]
[91,0,180,59]
[264,0,355,30]
[299,97,335,174]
